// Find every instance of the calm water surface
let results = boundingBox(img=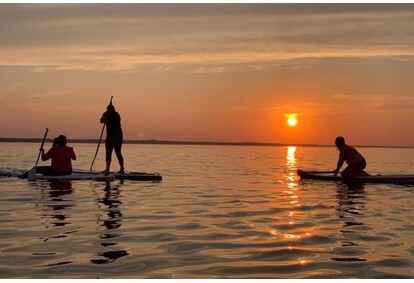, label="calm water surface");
[0,142,413,278]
